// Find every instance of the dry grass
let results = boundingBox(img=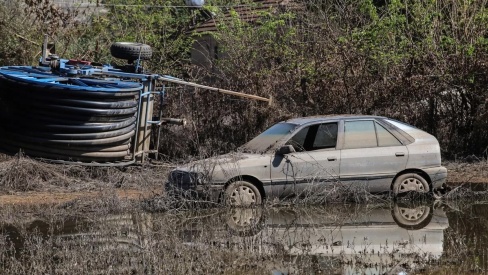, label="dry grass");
[0,155,72,191]
[0,153,171,195]
[445,160,488,184]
